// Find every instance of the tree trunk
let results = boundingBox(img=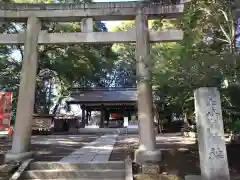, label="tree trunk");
[45,79,53,114]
